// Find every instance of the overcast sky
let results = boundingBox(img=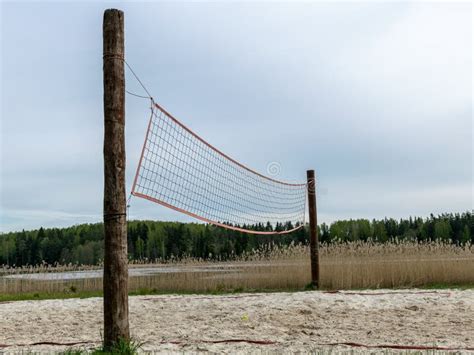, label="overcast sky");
[0,1,472,233]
